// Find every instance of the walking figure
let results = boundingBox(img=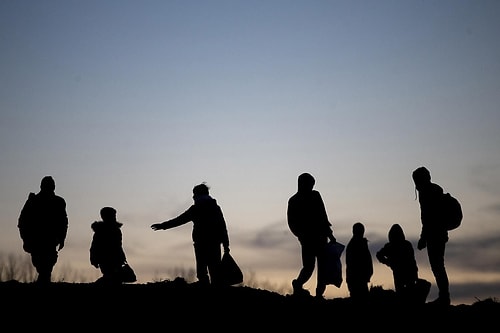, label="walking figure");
[18,176,68,283]
[287,172,336,299]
